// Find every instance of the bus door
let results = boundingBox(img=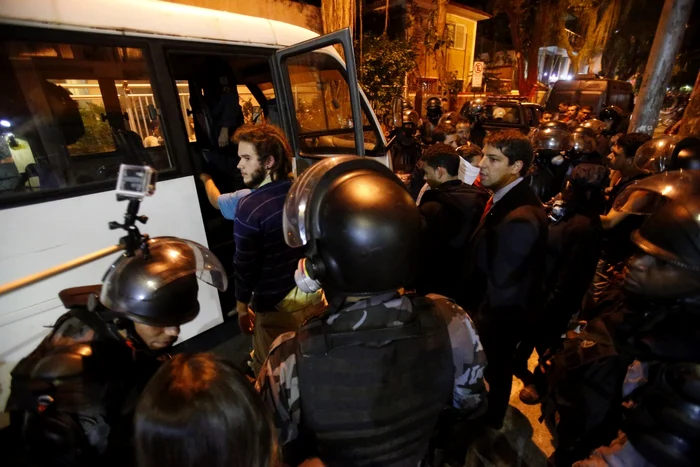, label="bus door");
[269,28,386,175]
